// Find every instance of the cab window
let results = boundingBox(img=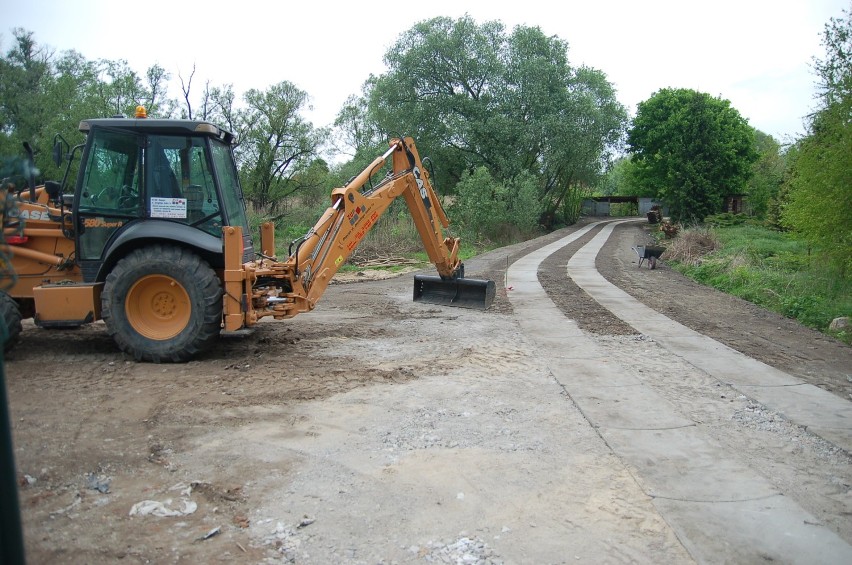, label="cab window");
[145,135,222,237]
[78,130,141,215]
